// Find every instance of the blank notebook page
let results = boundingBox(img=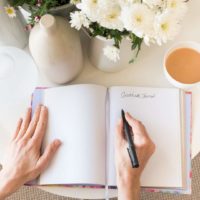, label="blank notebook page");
[39,85,107,185]
[108,87,183,188]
